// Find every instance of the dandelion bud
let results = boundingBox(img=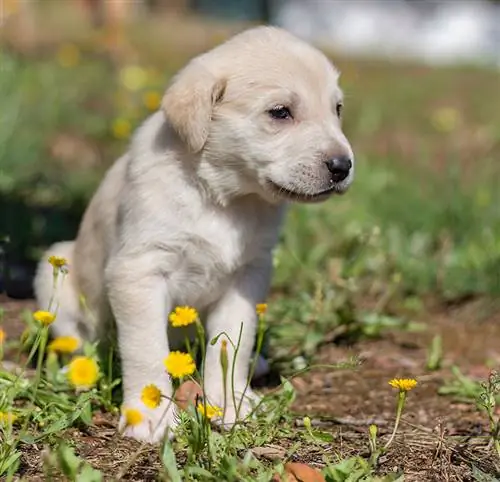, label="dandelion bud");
[303,416,312,431]
[219,339,229,378]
